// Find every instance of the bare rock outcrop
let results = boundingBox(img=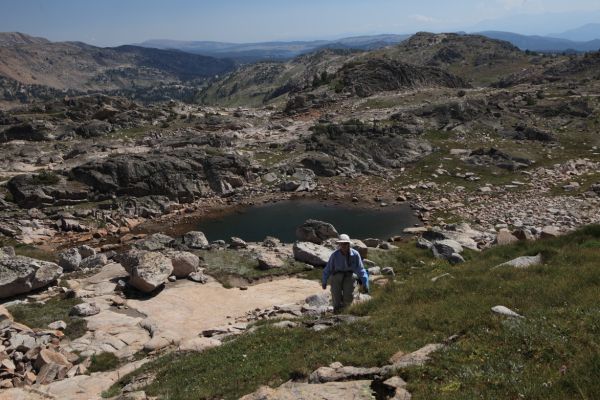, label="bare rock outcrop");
[337,58,468,97]
[70,149,252,202]
[7,173,89,209]
[306,120,433,174]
